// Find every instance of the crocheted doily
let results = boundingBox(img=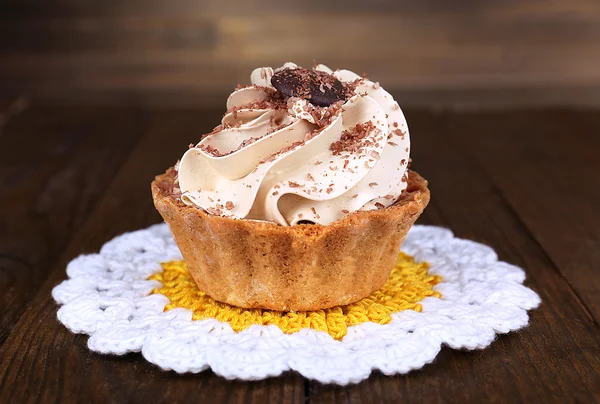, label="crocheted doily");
[150,253,442,341]
[53,224,540,385]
